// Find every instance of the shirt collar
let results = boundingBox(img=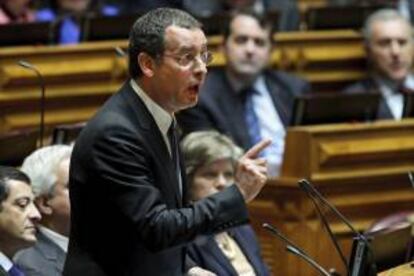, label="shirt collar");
[130,79,173,136]
[38,226,68,253]
[226,72,264,95]
[254,76,267,95]
[0,251,13,272]
[373,74,414,94]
